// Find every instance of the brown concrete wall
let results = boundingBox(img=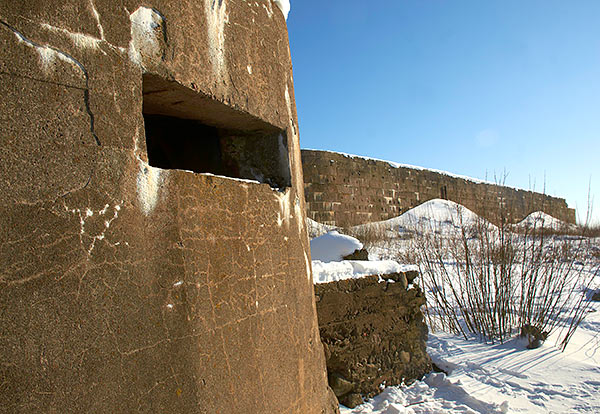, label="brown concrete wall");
[302,150,576,227]
[315,271,431,408]
[0,2,337,413]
